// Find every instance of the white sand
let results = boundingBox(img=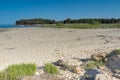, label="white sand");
[0,28,120,70]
